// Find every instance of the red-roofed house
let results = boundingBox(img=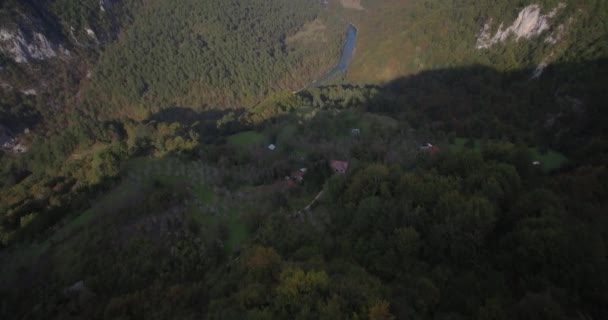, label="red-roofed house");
[420,143,440,155]
[291,170,305,182]
[330,160,349,174]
